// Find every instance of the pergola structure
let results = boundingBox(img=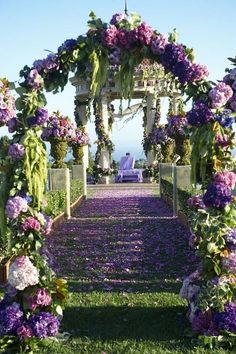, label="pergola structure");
[71,68,181,183]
